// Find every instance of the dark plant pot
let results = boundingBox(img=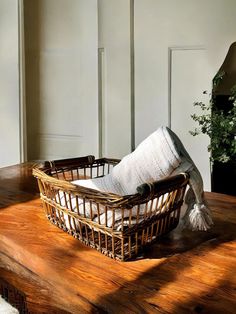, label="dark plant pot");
[211,160,236,196]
